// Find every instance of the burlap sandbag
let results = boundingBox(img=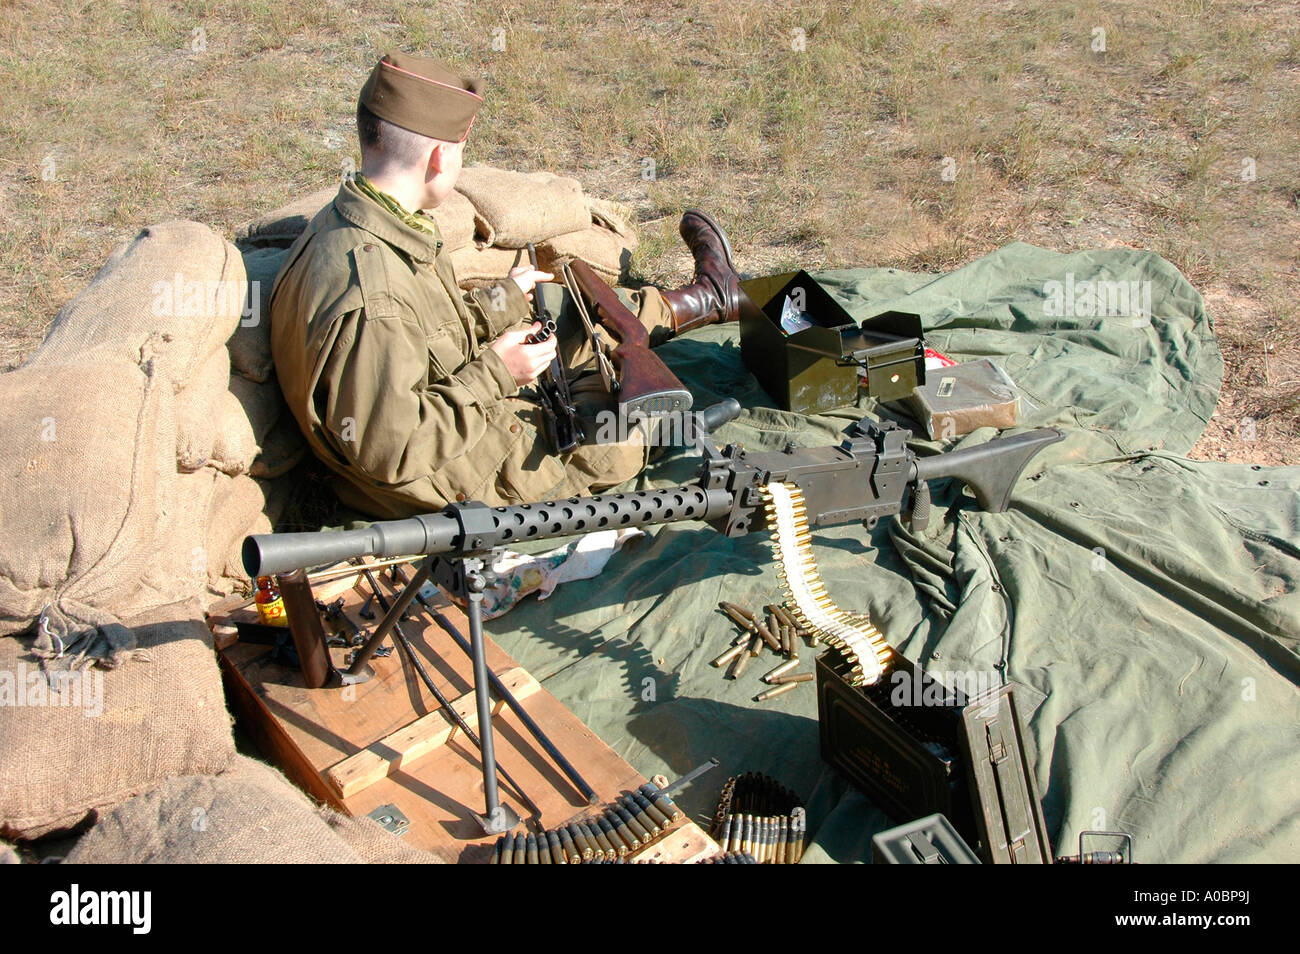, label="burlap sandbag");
[65,756,443,864]
[0,603,234,840]
[25,222,246,393]
[235,186,337,249]
[175,350,242,473]
[0,360,178,634]
[430,188,478,252]
[64,755,358,864]
[229,246,287,383]
[175,360,286,477]
[537,224,635,285]
[205,472,278,584]
[0,841,19,864]
[587,196,639,248]
[230,375,283,446]
[250,415,307,480]
[146,467,282,594]
[159,468,220,591]
[455,165,590,248]
[208,390,261,477]
[449,244,530,289]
